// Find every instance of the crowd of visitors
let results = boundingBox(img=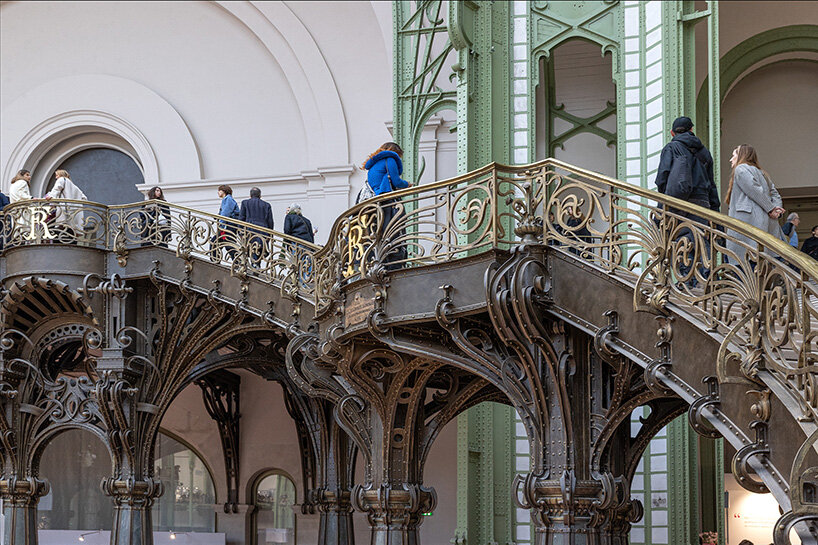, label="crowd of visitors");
[1,135,815,273]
